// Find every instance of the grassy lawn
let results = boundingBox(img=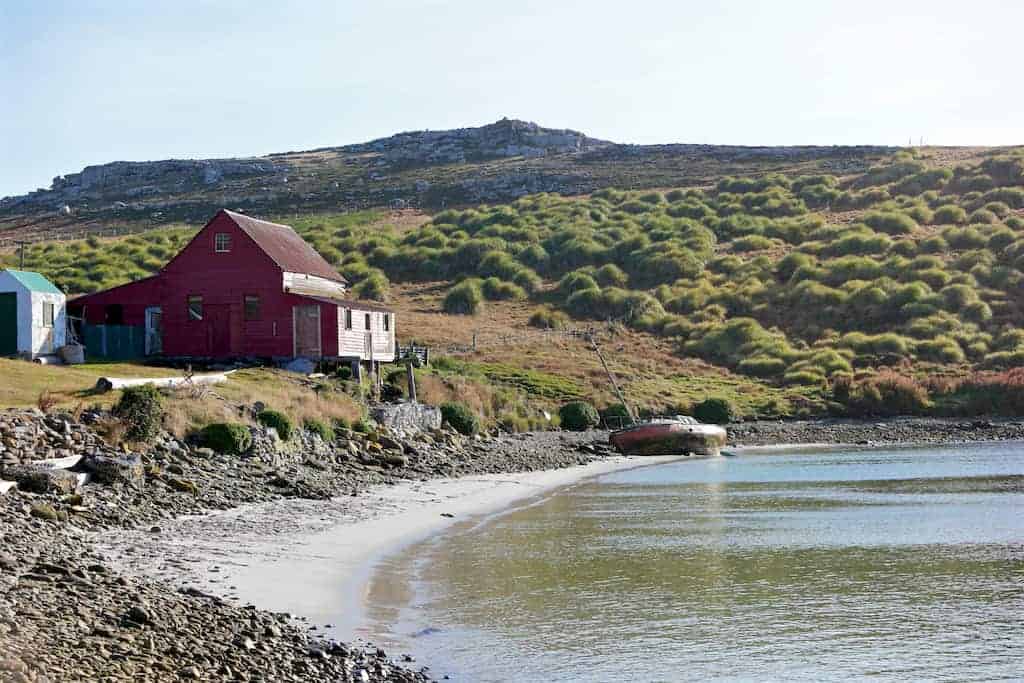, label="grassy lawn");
[0,359,181,408]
